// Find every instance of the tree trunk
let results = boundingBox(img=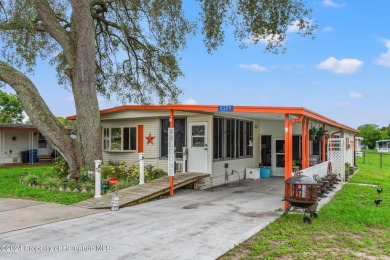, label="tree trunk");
[0,61,83,176]
[70,0,102,170]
